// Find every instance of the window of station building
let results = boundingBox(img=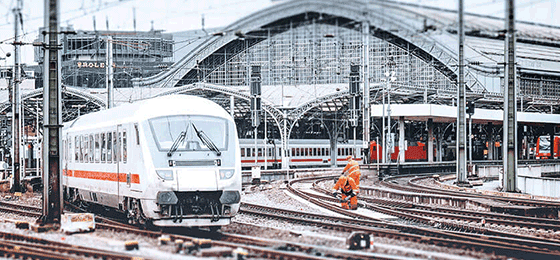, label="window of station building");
[101,133,106,163]
[112,131,117,163]
[122,131,127,163]
[95,134,100,163]
[107,132,113,163]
